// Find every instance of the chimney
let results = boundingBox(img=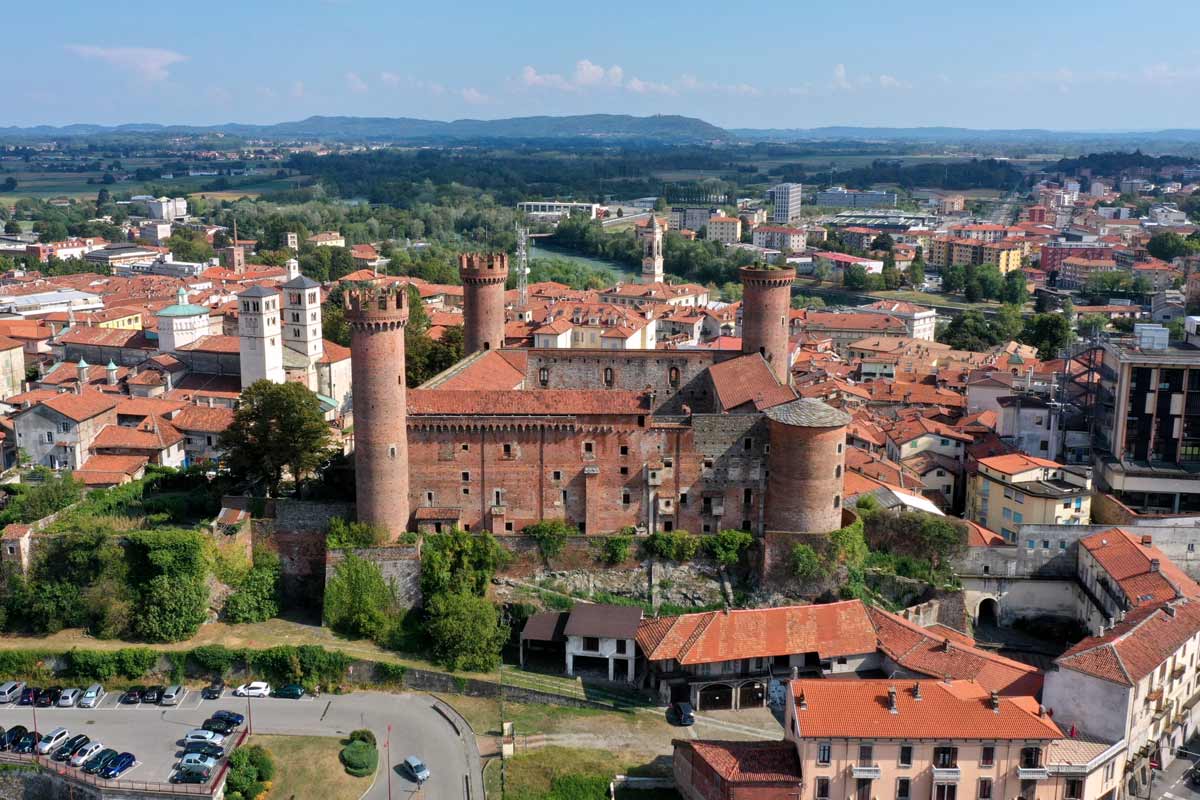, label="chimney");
[1166,604,1177,617]
[1039,704,1048,718]
[912,682,922,701]
[105,361,118,386]
[1141,534,1153,546]
[1151,559,1161,573]
[76,358,89,387]
[990,691,1000,711]
[887,686,898,714]
[798,691,807,710]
